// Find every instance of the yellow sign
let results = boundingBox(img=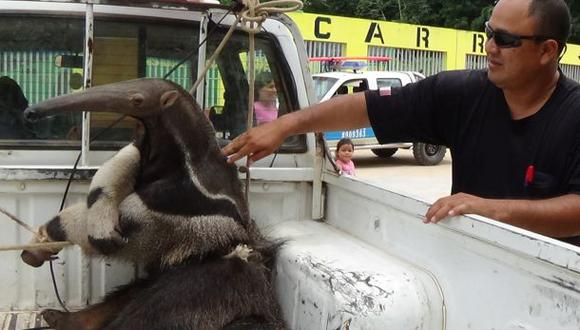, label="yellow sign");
[288,12,580,69]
